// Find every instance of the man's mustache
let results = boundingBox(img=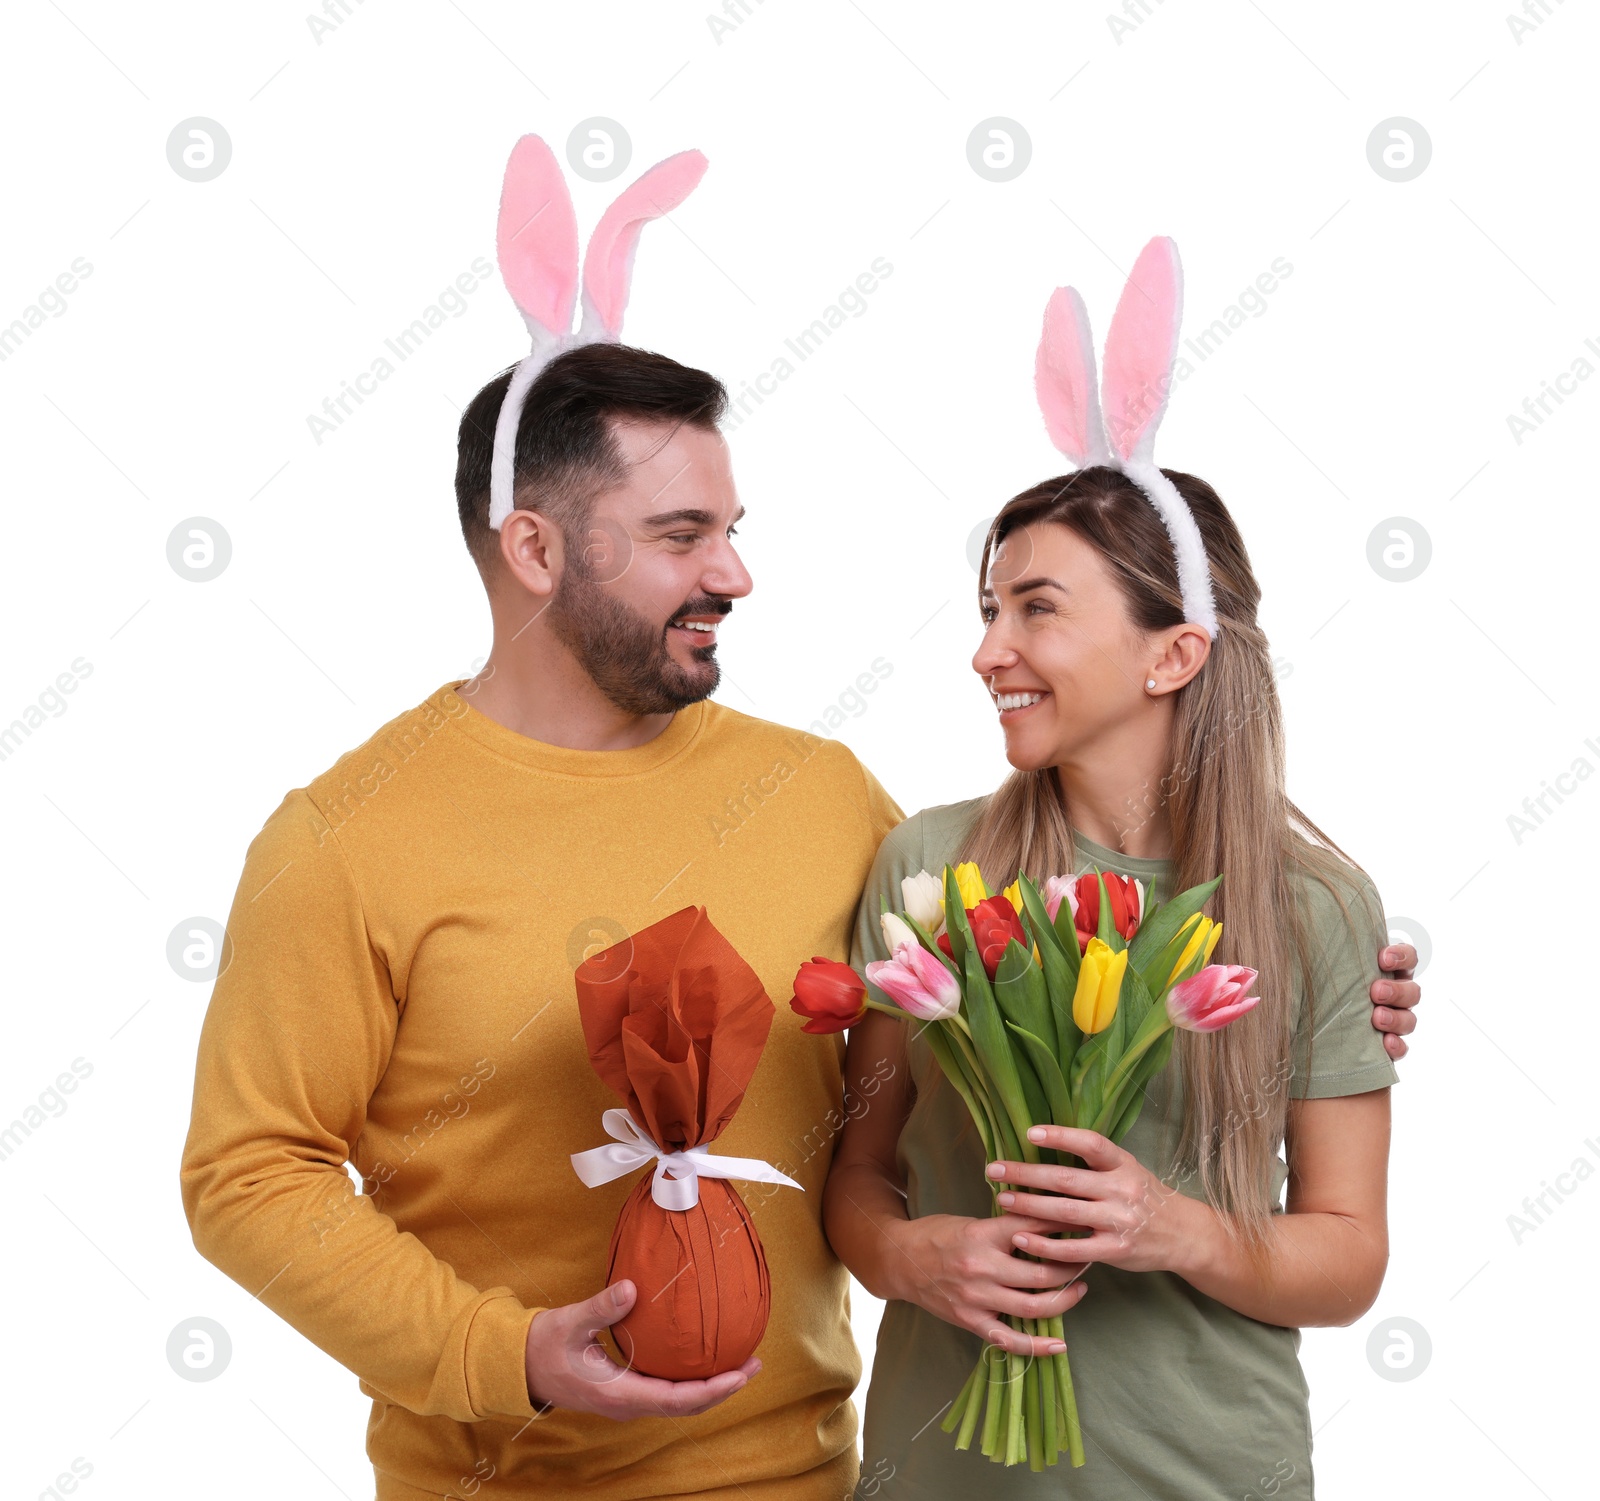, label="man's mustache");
[668,598,734,626]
